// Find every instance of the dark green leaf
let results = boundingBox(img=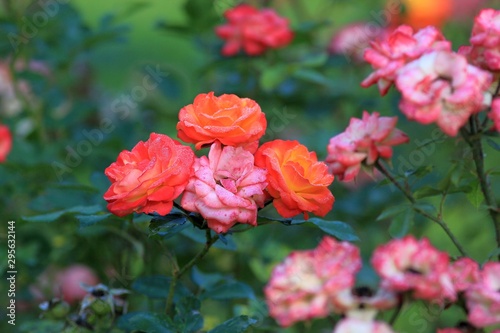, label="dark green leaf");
[149,213,189,238]
[173,296,203,333]
[77,213,112,228]
[117,312,174,333]
[487,138,500,151]
[413,202,438,215]
[132,275,191,299]
[414,186,442,199]
[388,209,414,238]
[377,204,411,221]
[191,266,226,290]
[201,281,255,301]
[19,320,65,333]
[307,218,359,241]
[22,205,103,223]
[466,182,485,208]
[208,315,258,333]
[181,227,237,250]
